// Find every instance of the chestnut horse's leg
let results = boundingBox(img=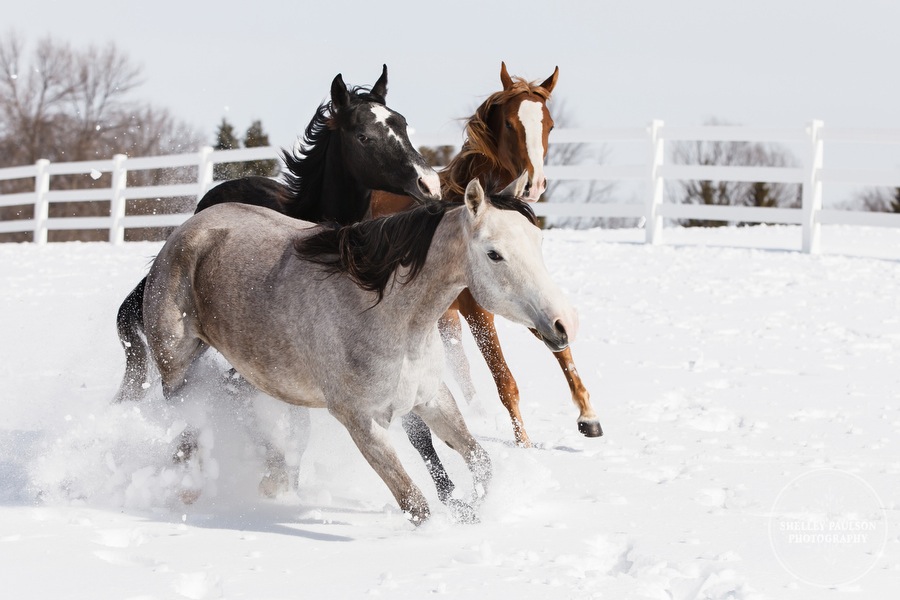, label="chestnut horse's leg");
[438,301,479,405]
[457,289,605,444]
[530,333,603,438]
[455,289,531,447]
